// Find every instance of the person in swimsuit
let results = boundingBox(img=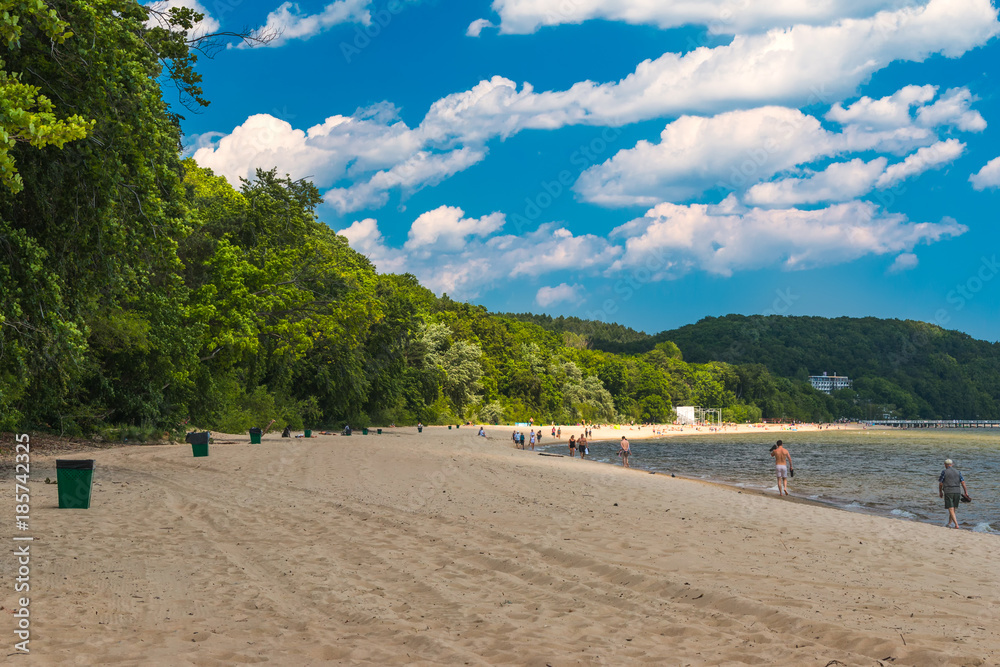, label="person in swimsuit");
[619,436,630,467]
[529,430,536,450]
[568,435,576,457]
[770,440,792,495]
[578,433,588,459]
